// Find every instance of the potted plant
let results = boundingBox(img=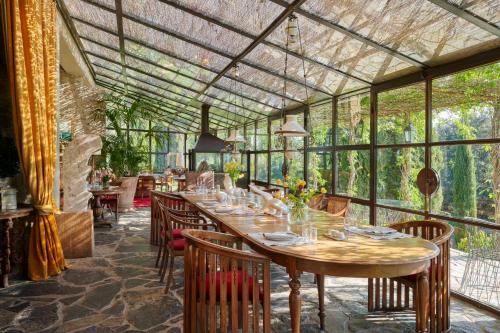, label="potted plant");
[95,93,168,211]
